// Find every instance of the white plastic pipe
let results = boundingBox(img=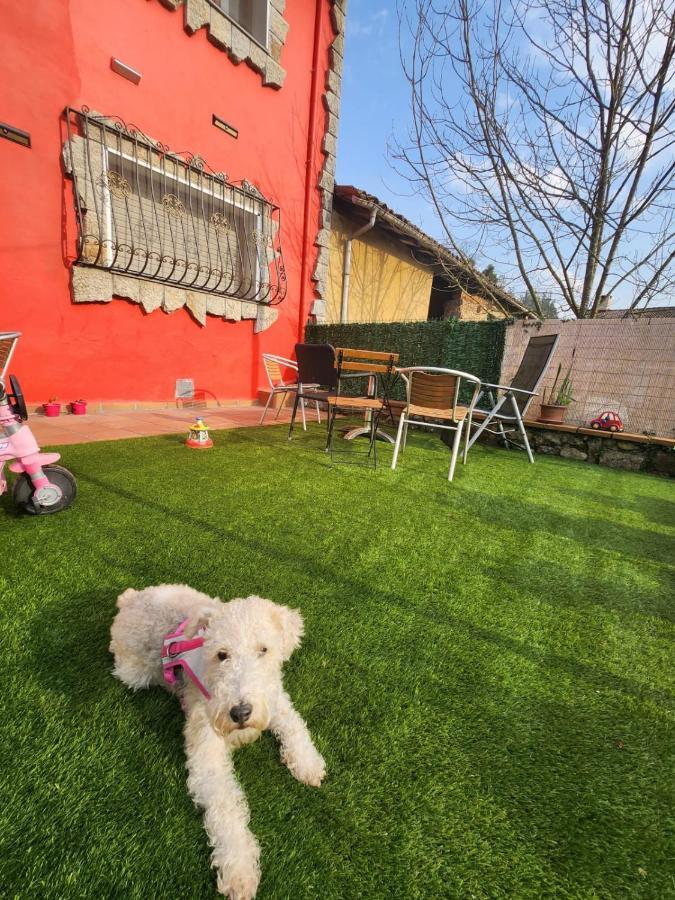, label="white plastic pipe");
[340,206,377,323]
